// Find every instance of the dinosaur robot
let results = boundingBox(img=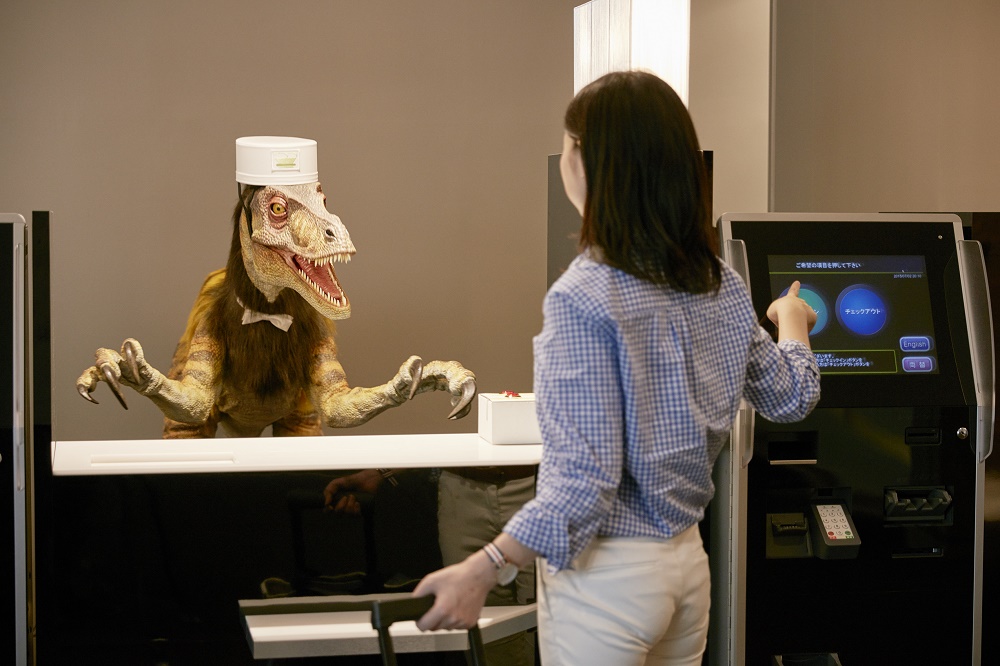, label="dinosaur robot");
[76,136,476,438]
